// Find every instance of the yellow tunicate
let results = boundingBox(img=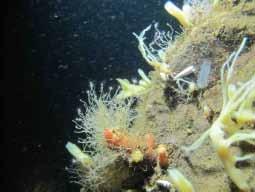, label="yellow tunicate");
[130,149,144,163]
